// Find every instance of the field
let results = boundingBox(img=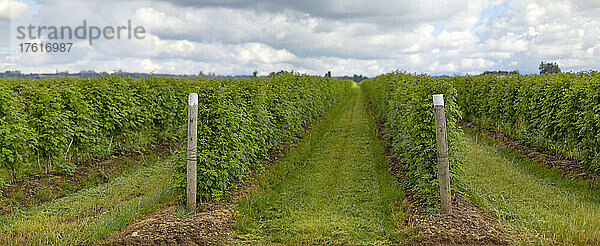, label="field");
[1,71,600,245]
